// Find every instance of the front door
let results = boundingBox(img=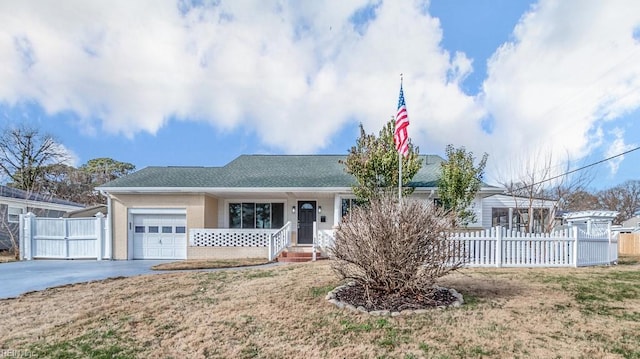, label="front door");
[297,201,316,245]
